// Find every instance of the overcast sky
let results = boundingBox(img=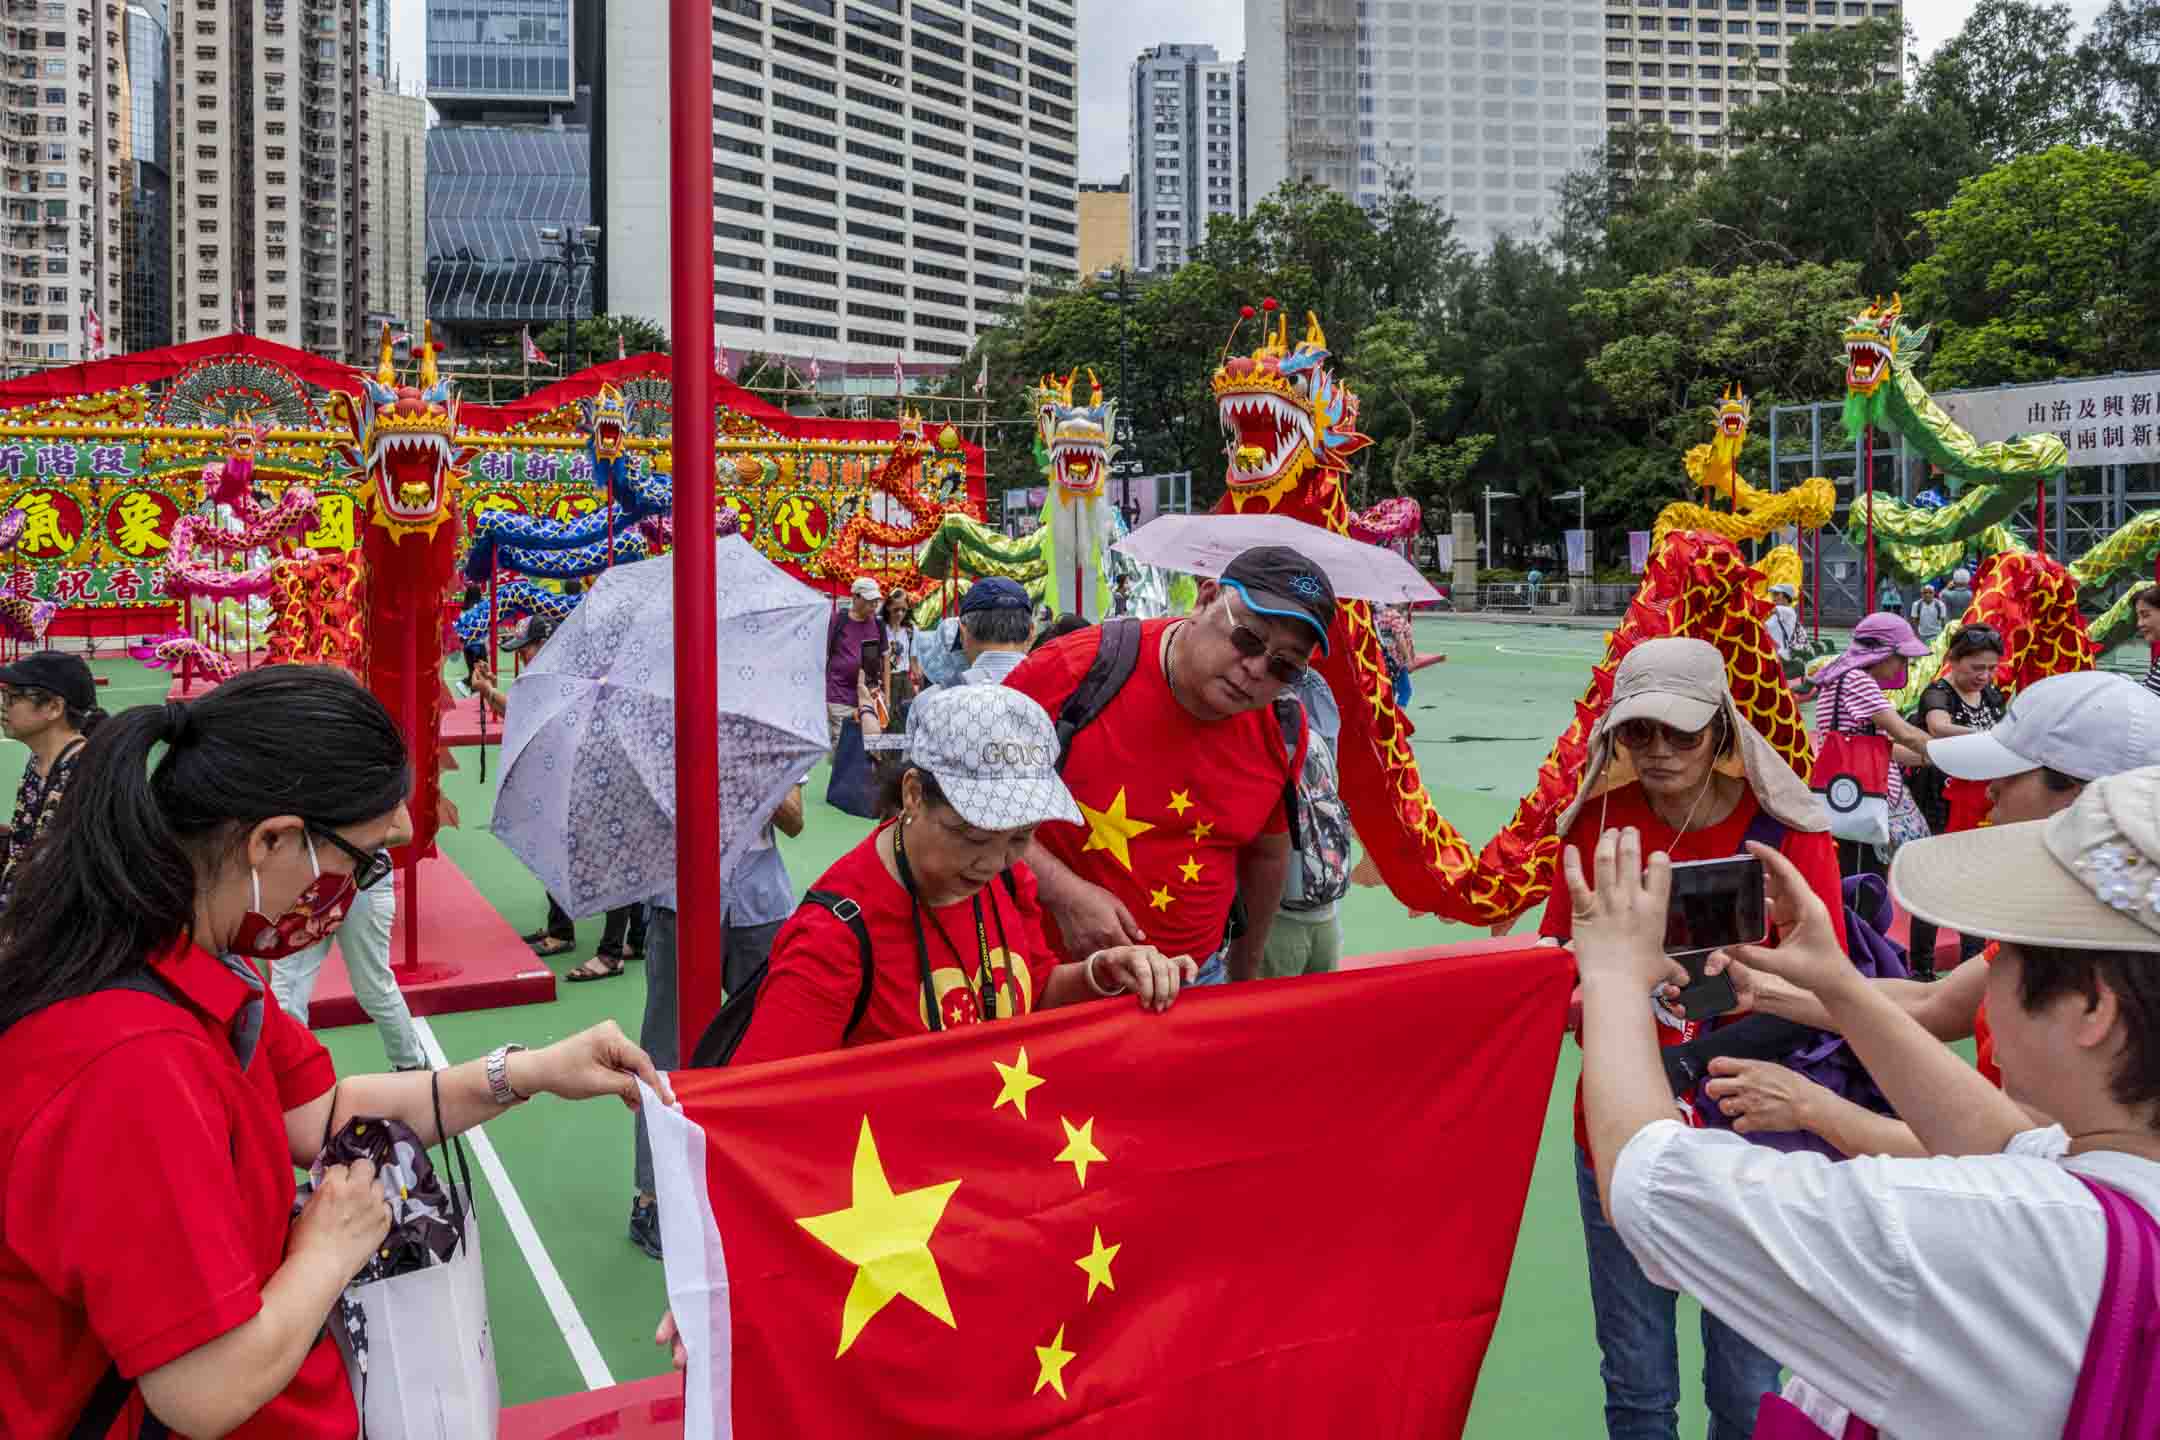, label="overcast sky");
[388,0,2111,178]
